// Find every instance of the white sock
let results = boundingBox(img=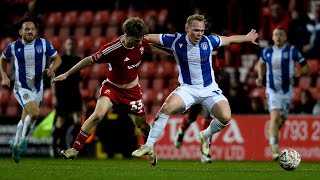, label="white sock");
[21,115,37,139]
[14,120,24,146]
[269,136,278,145]
[203,118,228,139]
[145,112,169,147]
